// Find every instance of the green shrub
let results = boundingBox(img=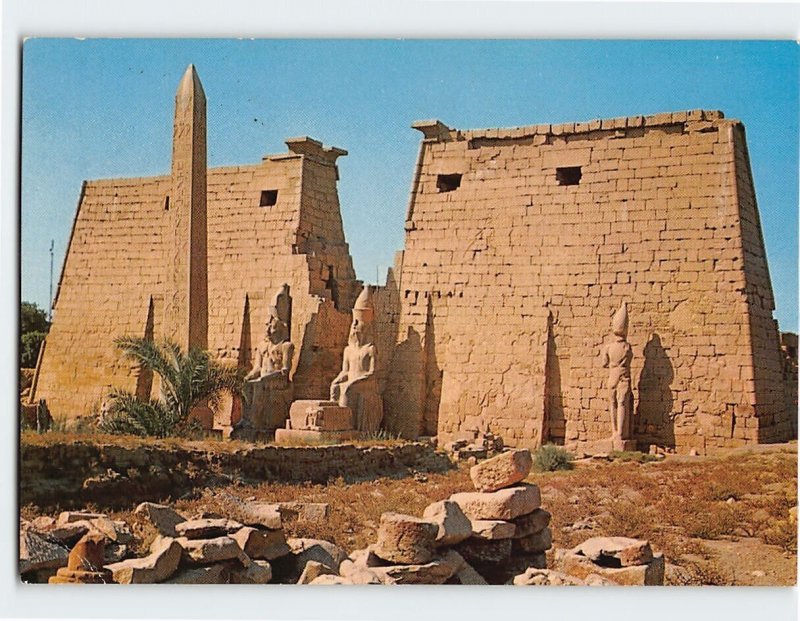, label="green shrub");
[532,444,574,472]
[21,331,47,368]
[609,450,661,464]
